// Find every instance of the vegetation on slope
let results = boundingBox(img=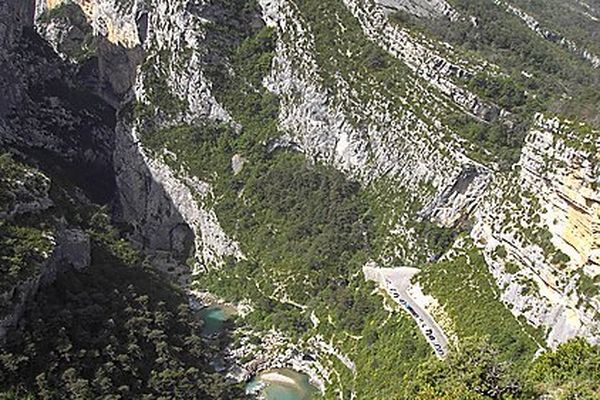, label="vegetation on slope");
[393,0,600,127]
[138,7,439,397]
[0,221,53,293]
[419,239,542,365]
[38,3,98,63]
[509,0,600,59]
[528,338,600,399]
[0,155,54,294]
[0,236,246,399]
[402,336,600,399]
